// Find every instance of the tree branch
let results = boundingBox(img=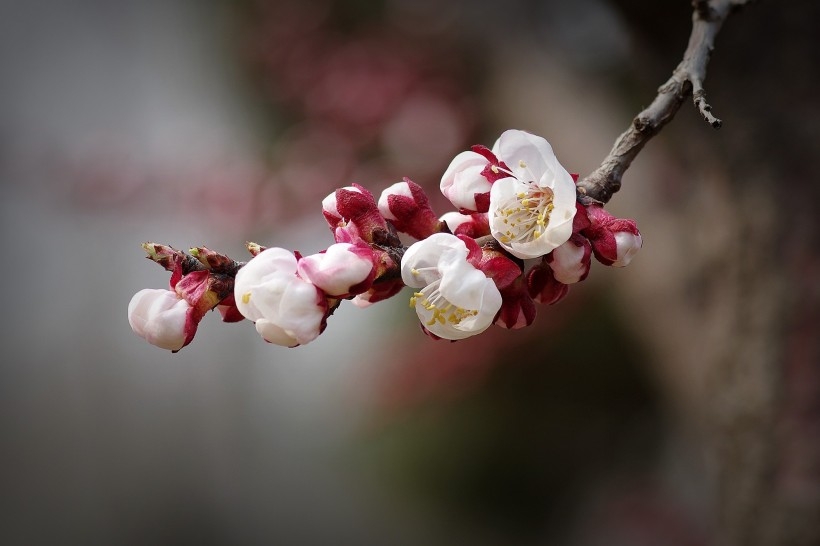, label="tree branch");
[576,0,753,205]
